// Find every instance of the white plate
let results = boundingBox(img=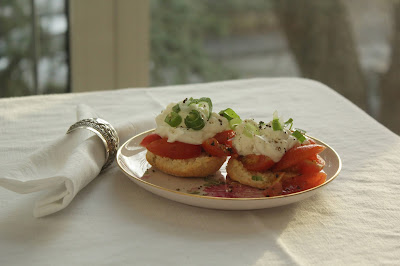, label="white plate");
[117,129,341,210]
